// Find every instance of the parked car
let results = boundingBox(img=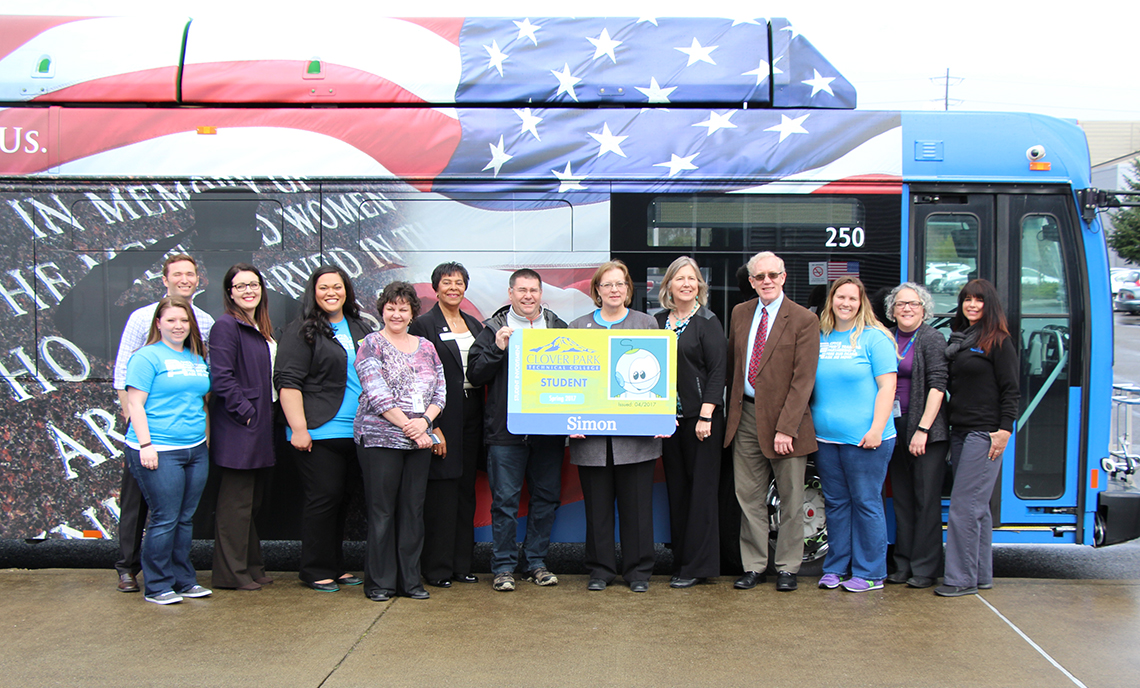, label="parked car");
[1110,269,1140,297]
[1114,287,1140,314]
